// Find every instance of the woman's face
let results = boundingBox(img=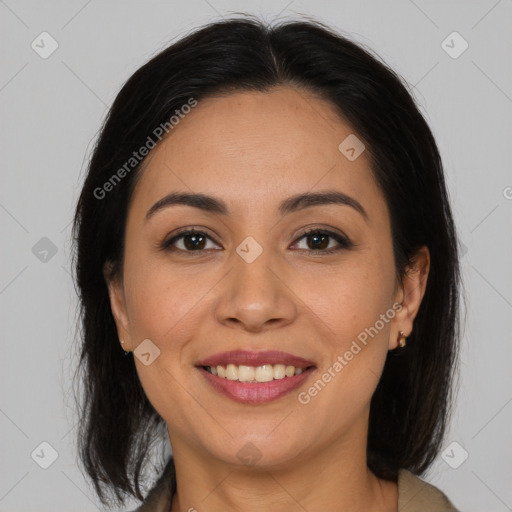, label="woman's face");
[107,86,427,468]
